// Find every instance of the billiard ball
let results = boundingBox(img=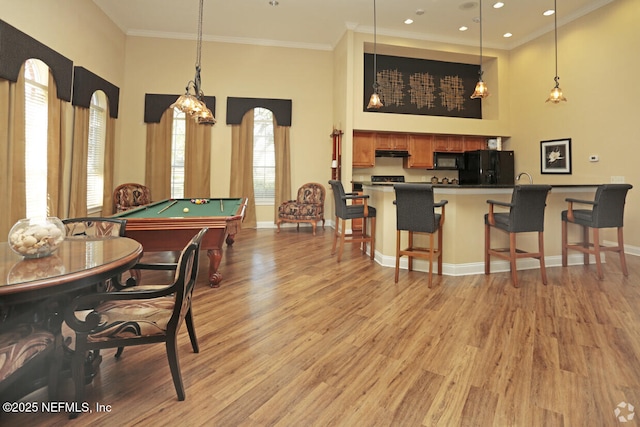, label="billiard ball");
[183,207,189,213]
